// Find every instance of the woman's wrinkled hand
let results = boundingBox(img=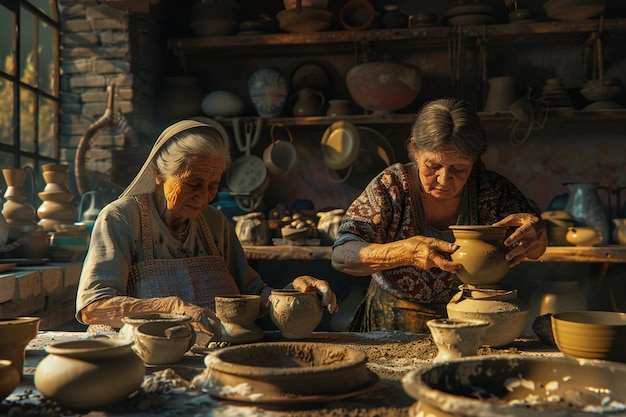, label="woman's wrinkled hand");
[405,235,462,274]
[292,275,339,314]
[179,302,222,341]
[492,213,548,266]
